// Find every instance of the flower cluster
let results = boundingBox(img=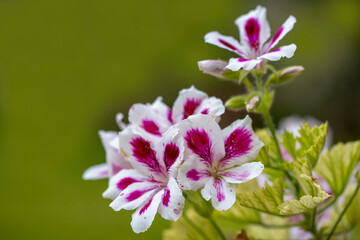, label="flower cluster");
[83,86,264,233]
